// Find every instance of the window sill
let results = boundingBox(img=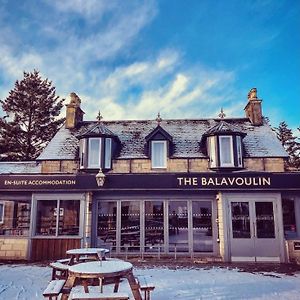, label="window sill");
[209,166,244,172]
